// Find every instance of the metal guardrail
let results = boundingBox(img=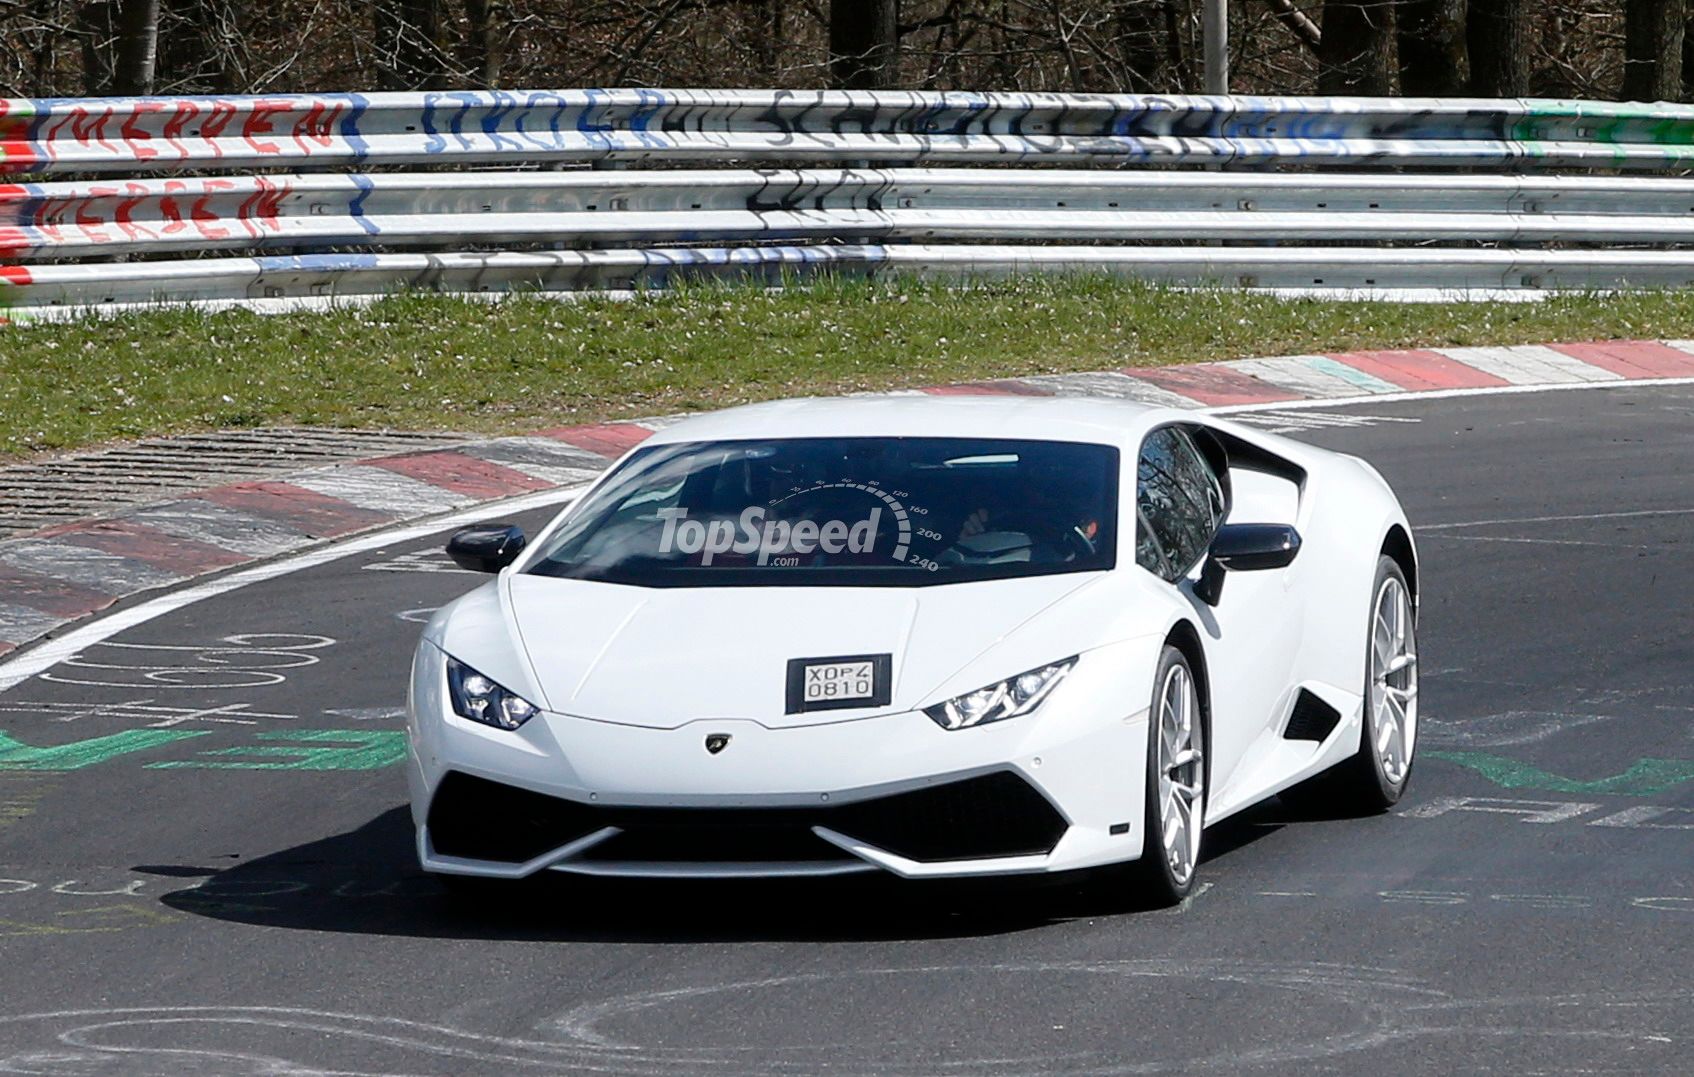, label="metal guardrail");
[6,89,1694,315]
